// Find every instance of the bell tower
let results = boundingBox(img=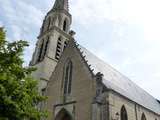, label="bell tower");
[30,0,73,91]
